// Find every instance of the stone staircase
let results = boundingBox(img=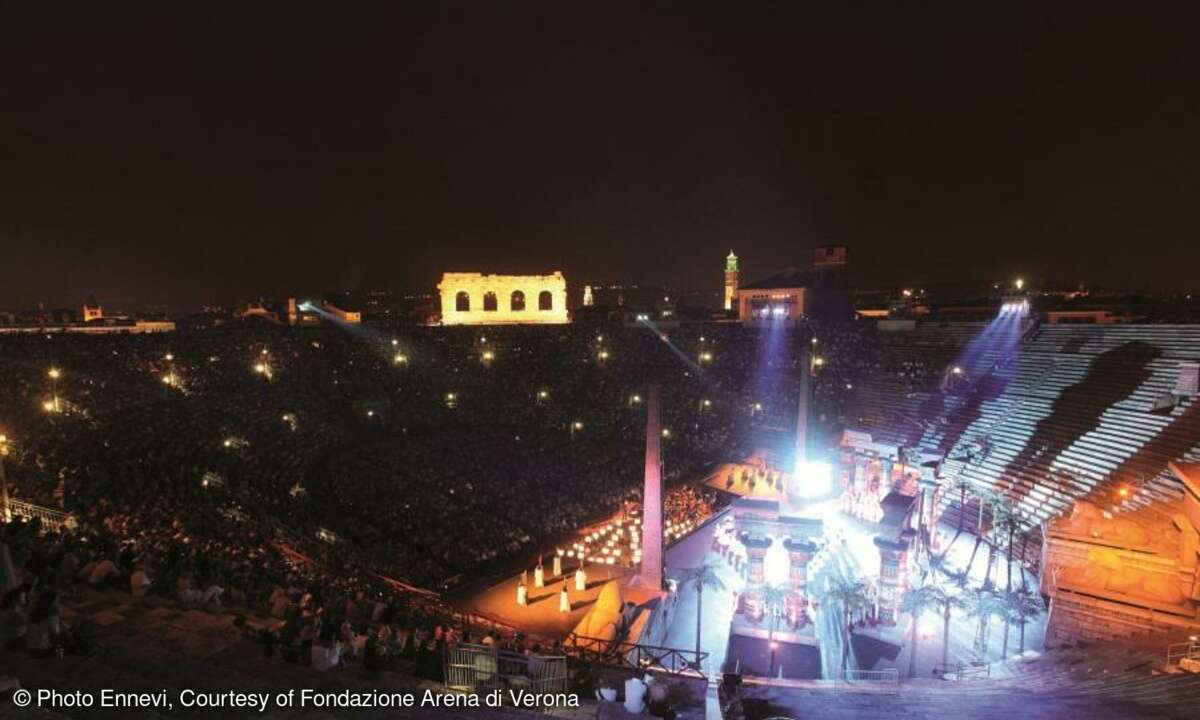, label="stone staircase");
[738,637,1200,719]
